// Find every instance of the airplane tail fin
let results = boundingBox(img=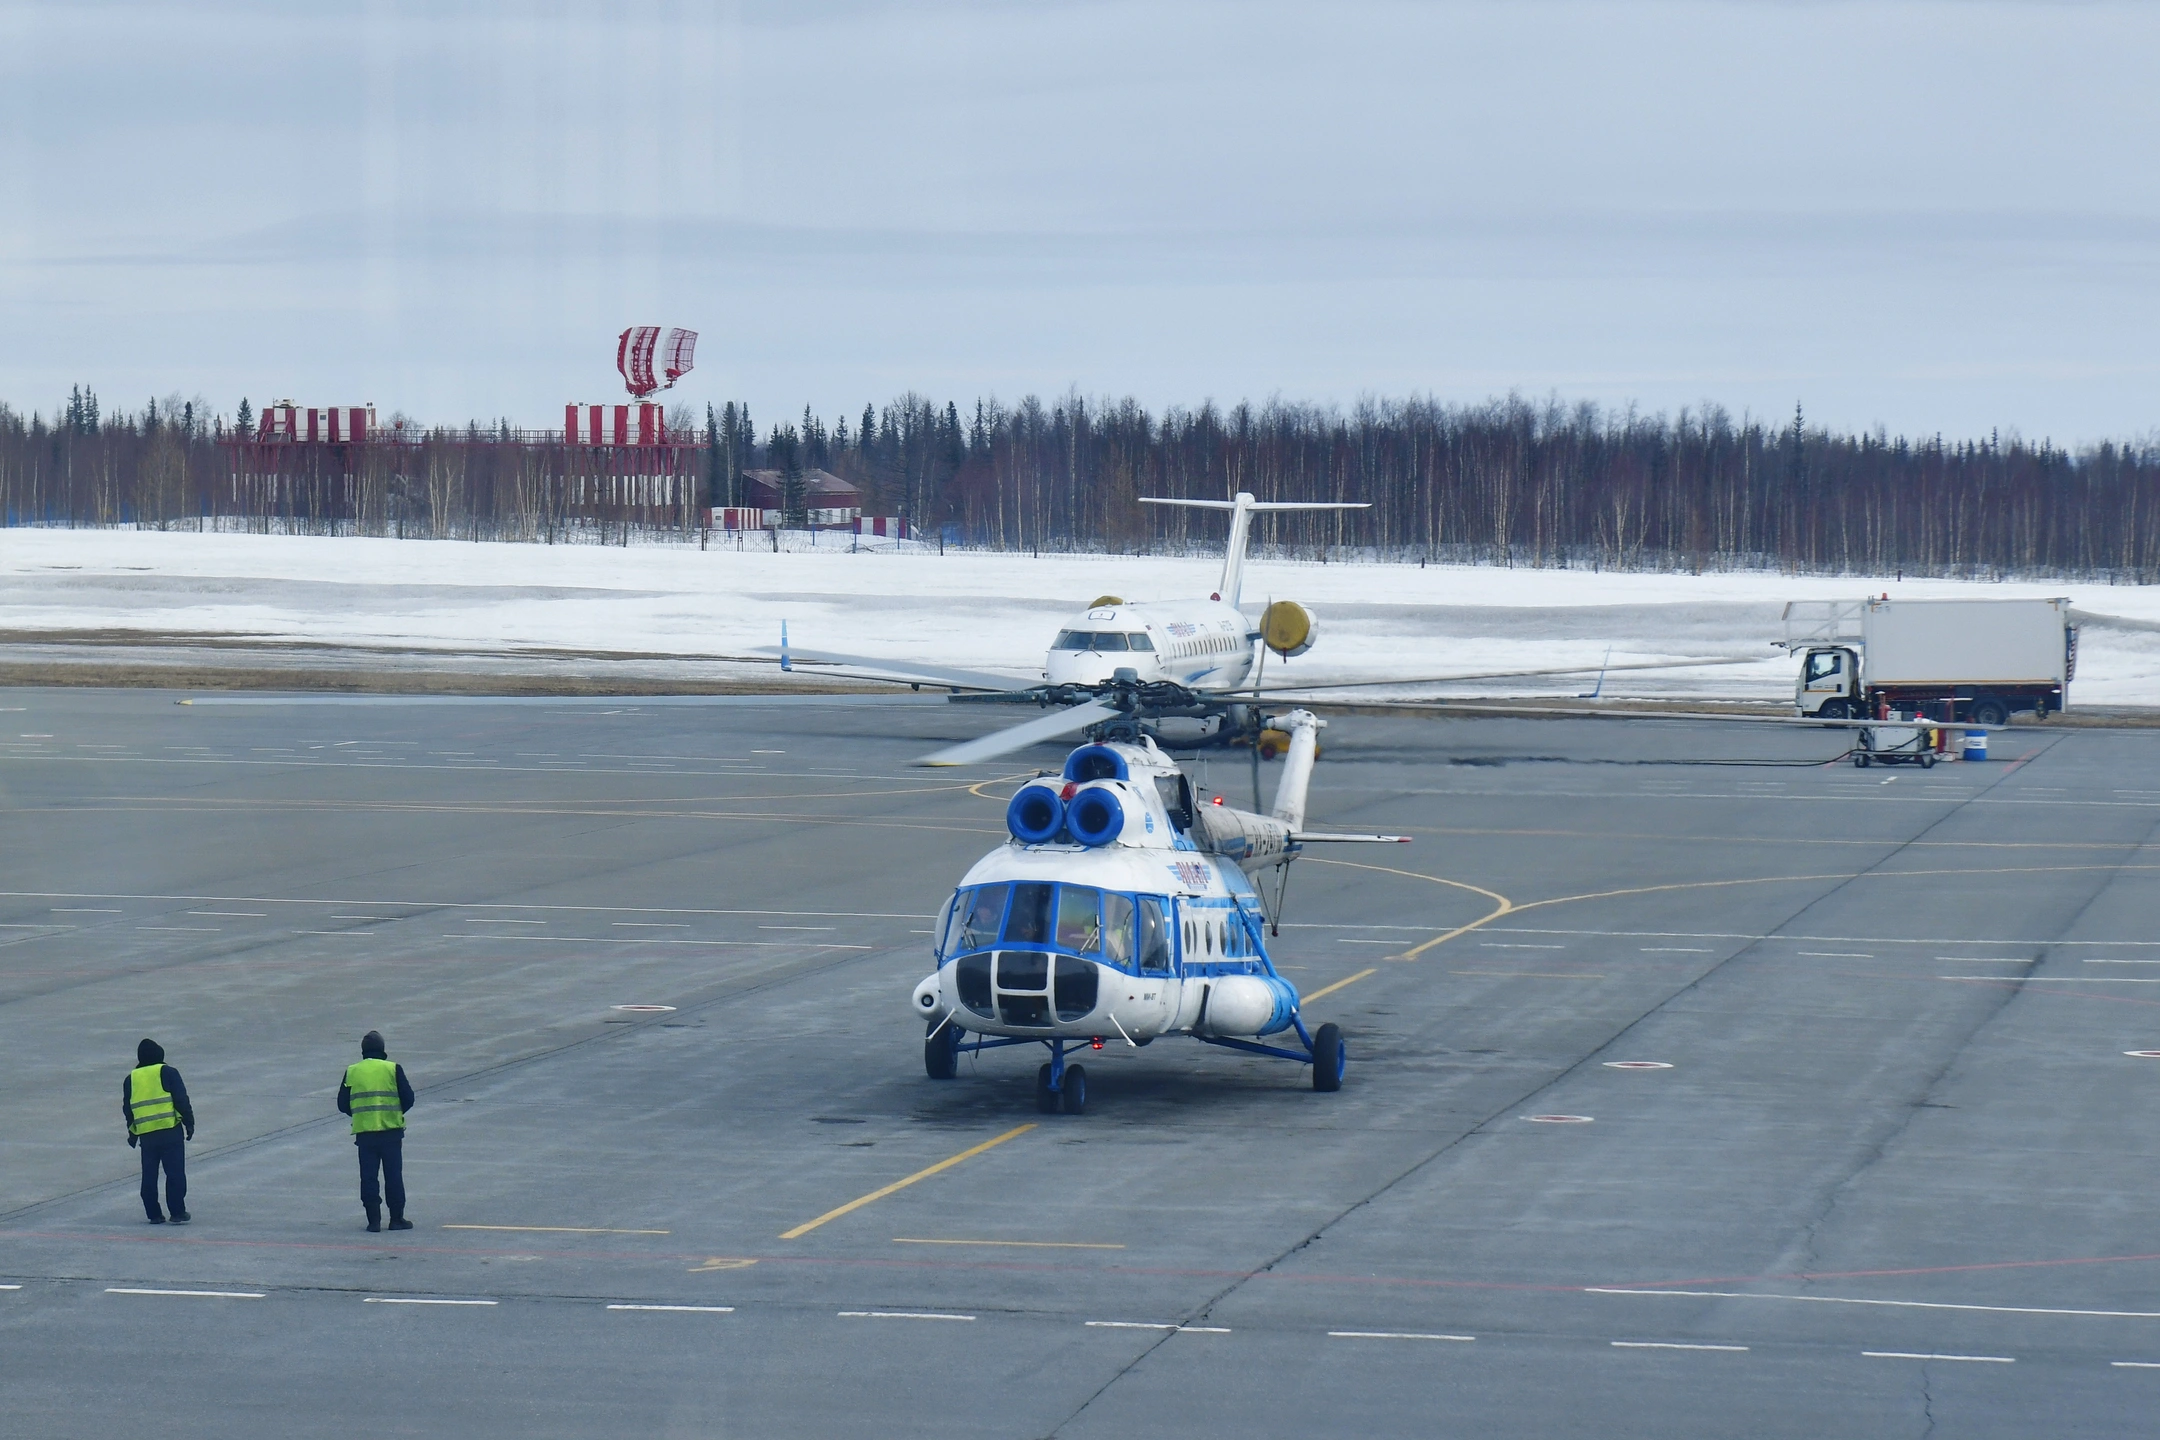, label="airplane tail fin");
[1138,492,1369,607]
